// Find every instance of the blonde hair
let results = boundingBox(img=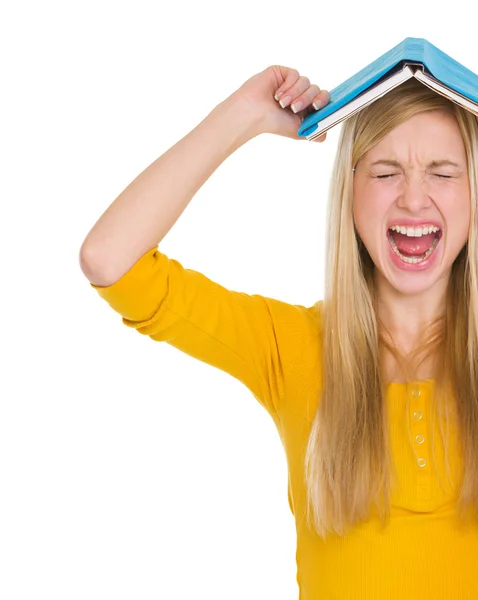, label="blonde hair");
[304,78,478,539]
